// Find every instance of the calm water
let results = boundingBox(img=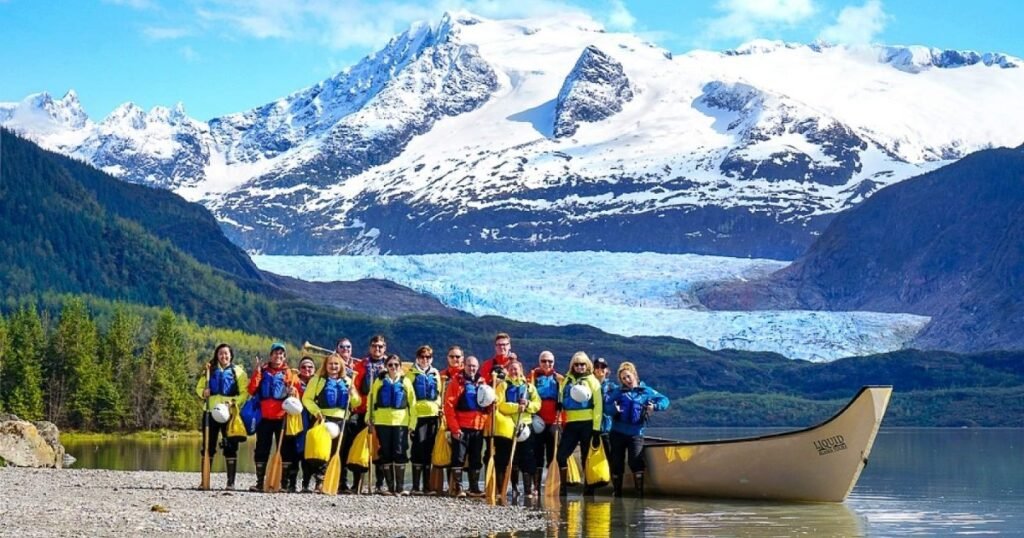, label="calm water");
[63,428,1024,536]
